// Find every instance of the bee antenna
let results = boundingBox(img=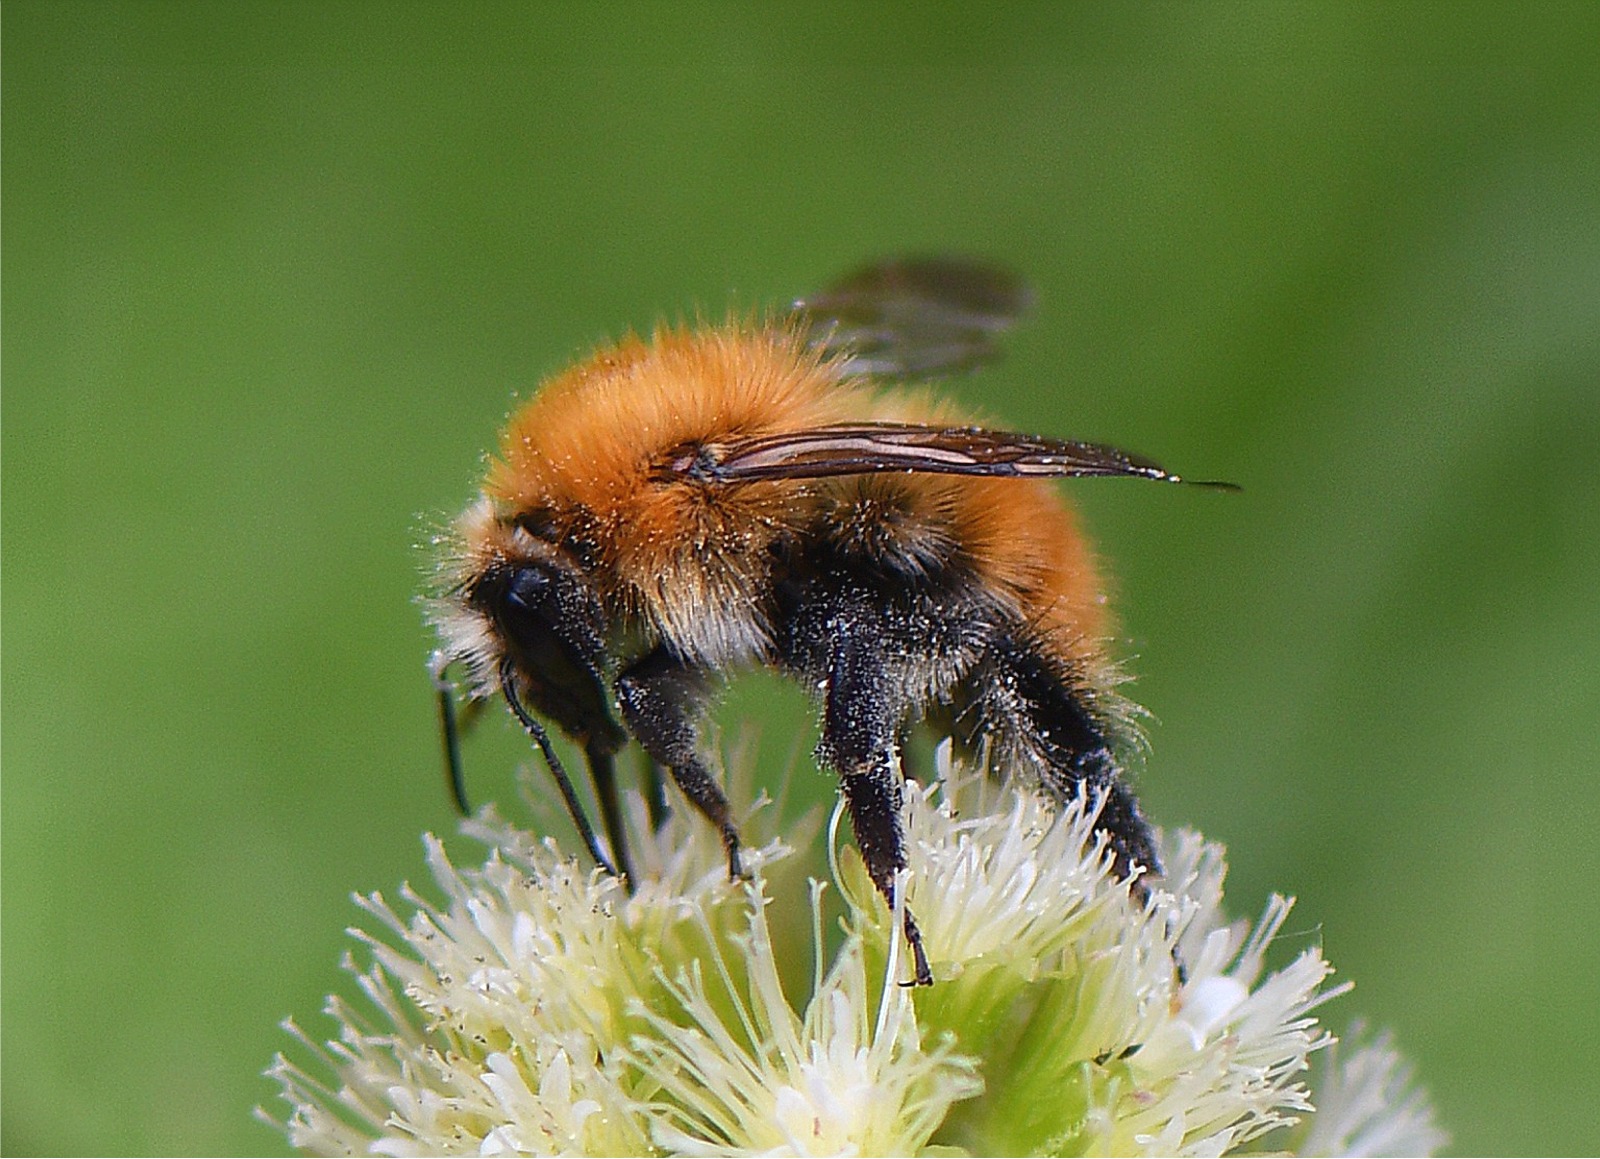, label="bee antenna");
[430,652,471,815]
[498,655,619,878]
